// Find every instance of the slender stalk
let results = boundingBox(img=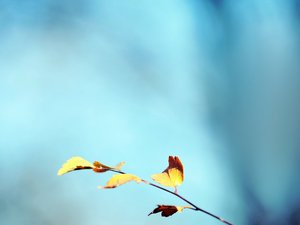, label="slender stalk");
[110,169,233,225]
